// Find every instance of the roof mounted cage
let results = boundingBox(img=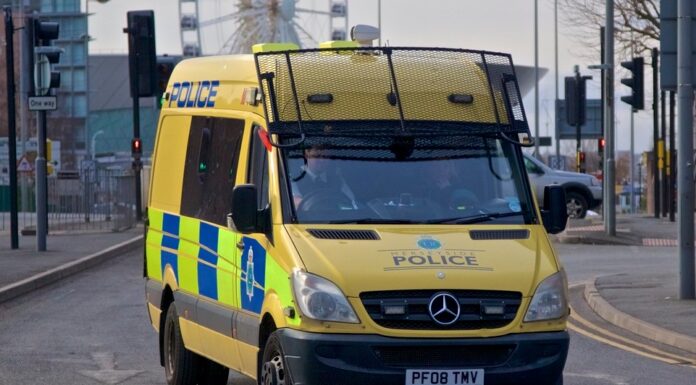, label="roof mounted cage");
[254,47,531,145]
